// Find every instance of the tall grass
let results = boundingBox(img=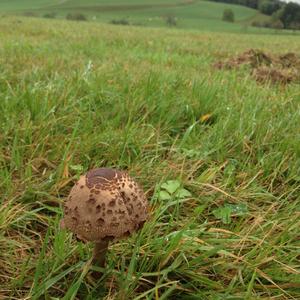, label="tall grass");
[0,17,299,299]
